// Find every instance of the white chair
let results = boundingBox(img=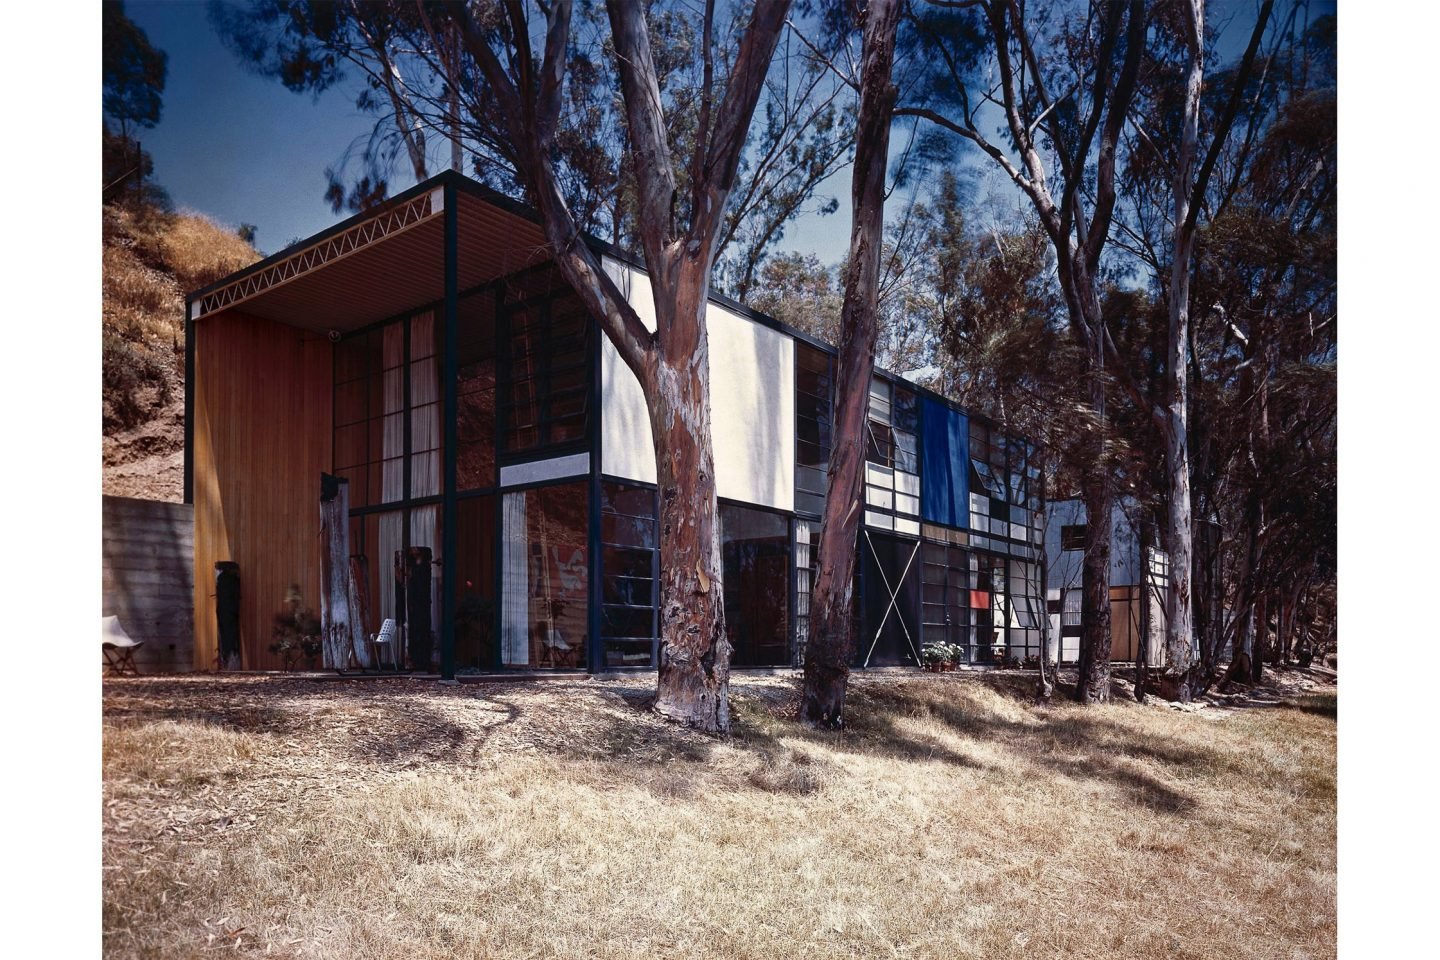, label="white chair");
[371,618,398,670]
[102,615,144,676]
